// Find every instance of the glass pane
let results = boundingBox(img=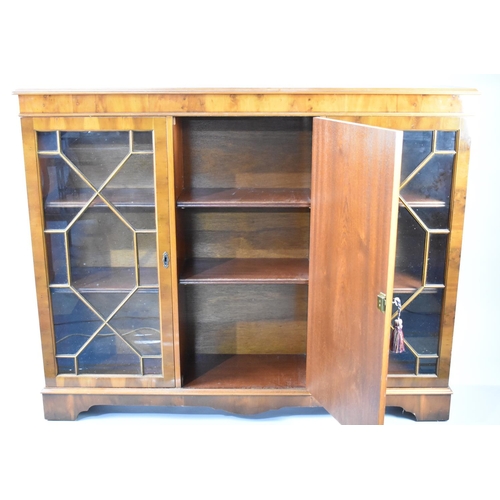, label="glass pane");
[56,357,76,374]
[395,206,425,287]
[436,131,456,151]
[39,154,92,230]
[80,292,129,319]
[38,131,57,152]
[394,289,443,340]
[102,153,155,201]
[132,131,153,152]
[68,198,136,291]
[42,128,161,378]
[51,288,101,355]
[143,357,162,375]
[61,131,130,189]
[401,154,454,206]
[46,233,67,284]
[388,350,416,375]
[109,290,161,356]
[412,206,450,230]
[427,234,448,285]
[401,131,433,181]
[138,233,158,285]
[406,336,439,356]
[77,325,141,375]
[419,358,438,375]
[118,208,156,231]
